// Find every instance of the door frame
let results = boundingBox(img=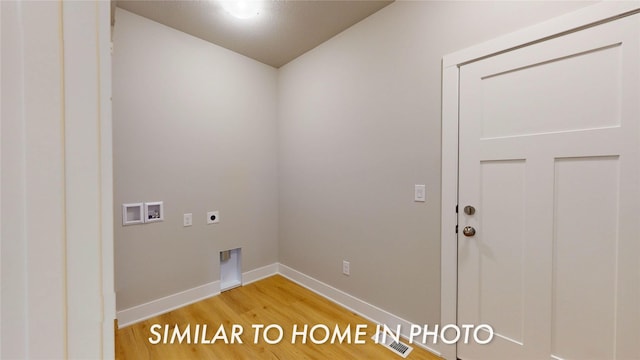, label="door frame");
[1,1,114,357]
[440,2,640,359]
